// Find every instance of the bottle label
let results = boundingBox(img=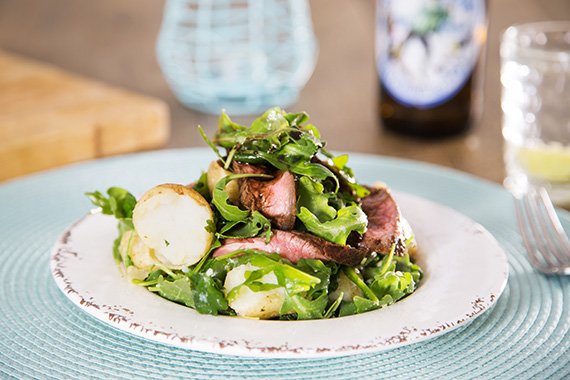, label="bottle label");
[377,0,486,108]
